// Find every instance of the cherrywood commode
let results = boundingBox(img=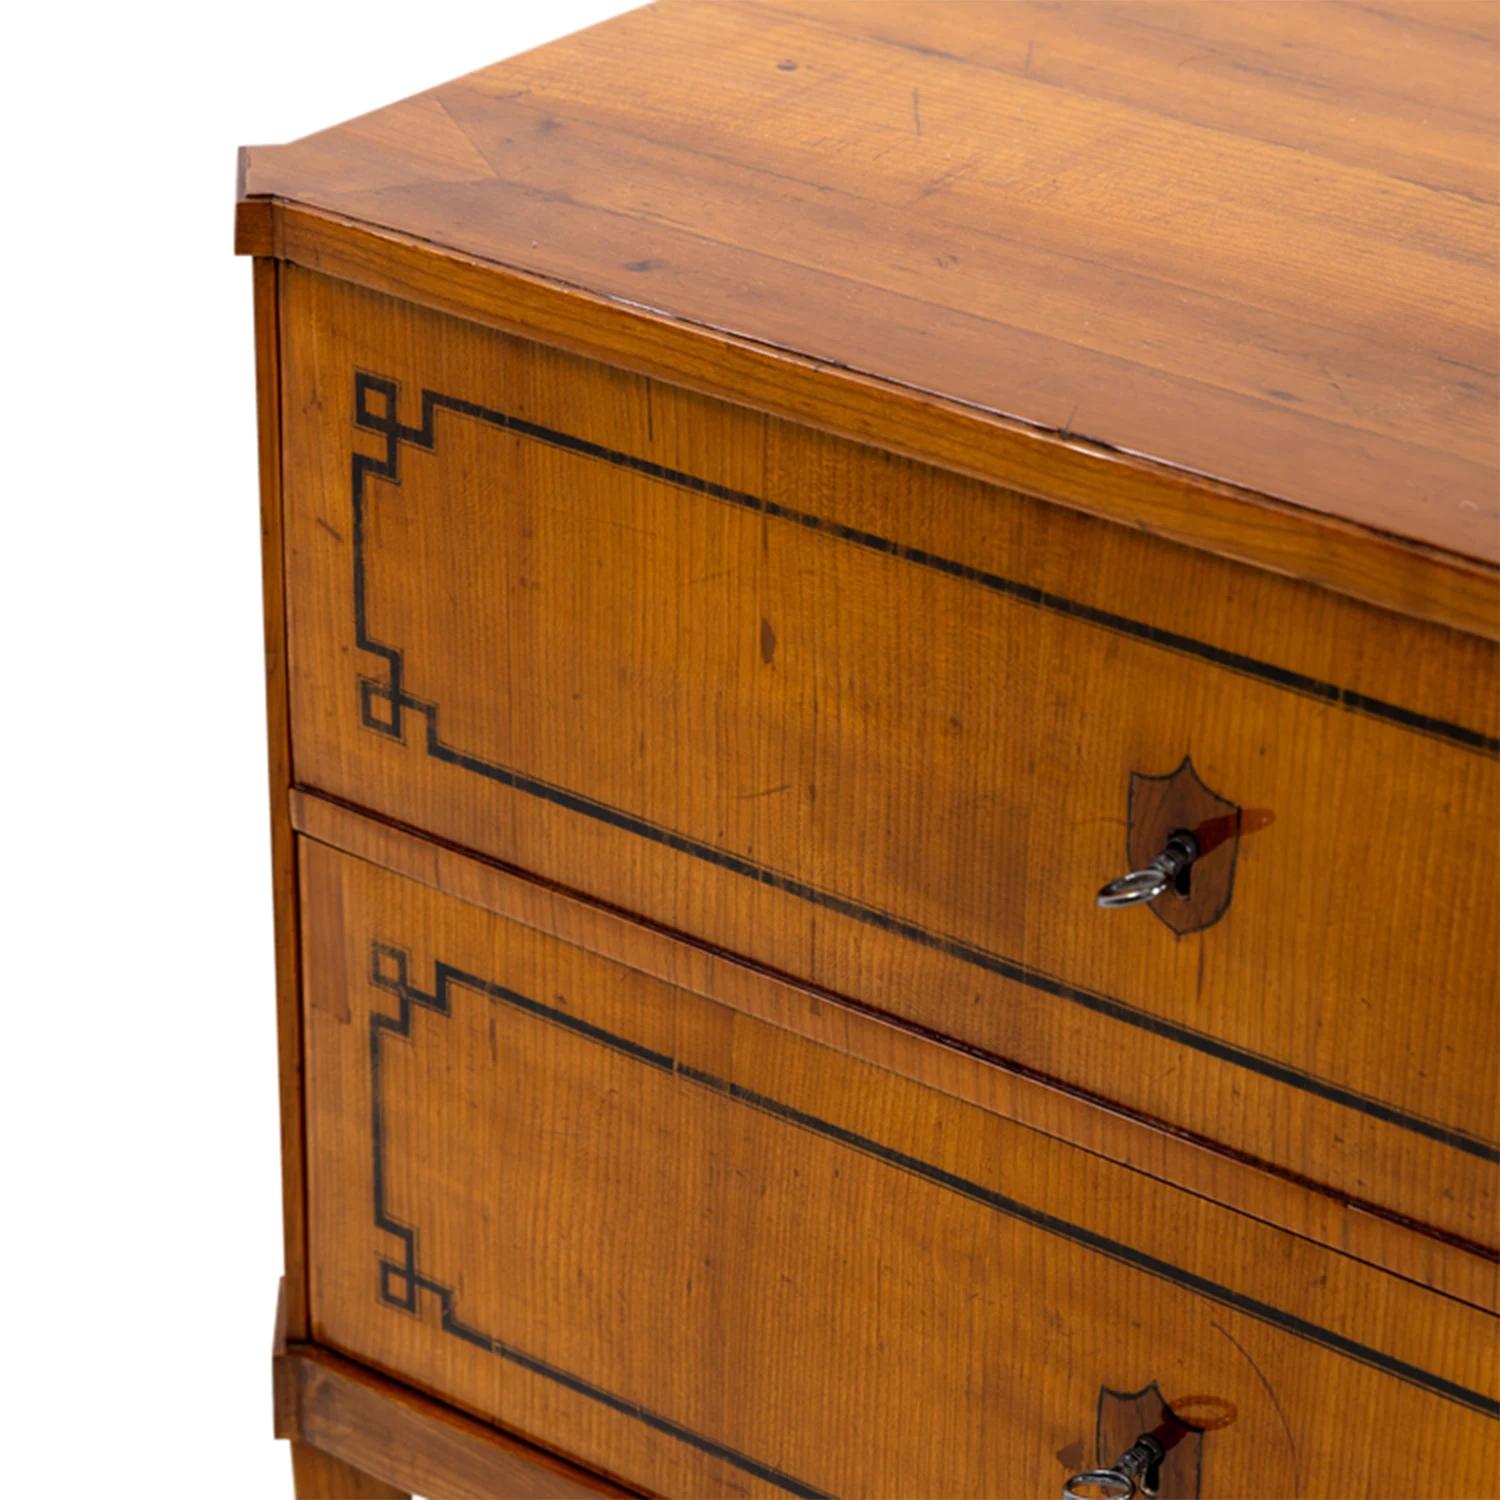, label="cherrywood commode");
[240,5,1500,1496]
